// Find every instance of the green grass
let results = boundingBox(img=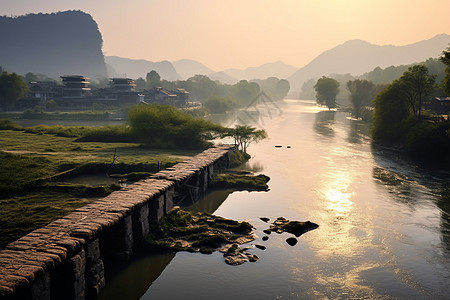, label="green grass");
[211,173,270,191]
[0,128,197,249]
[144,208,253,253]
